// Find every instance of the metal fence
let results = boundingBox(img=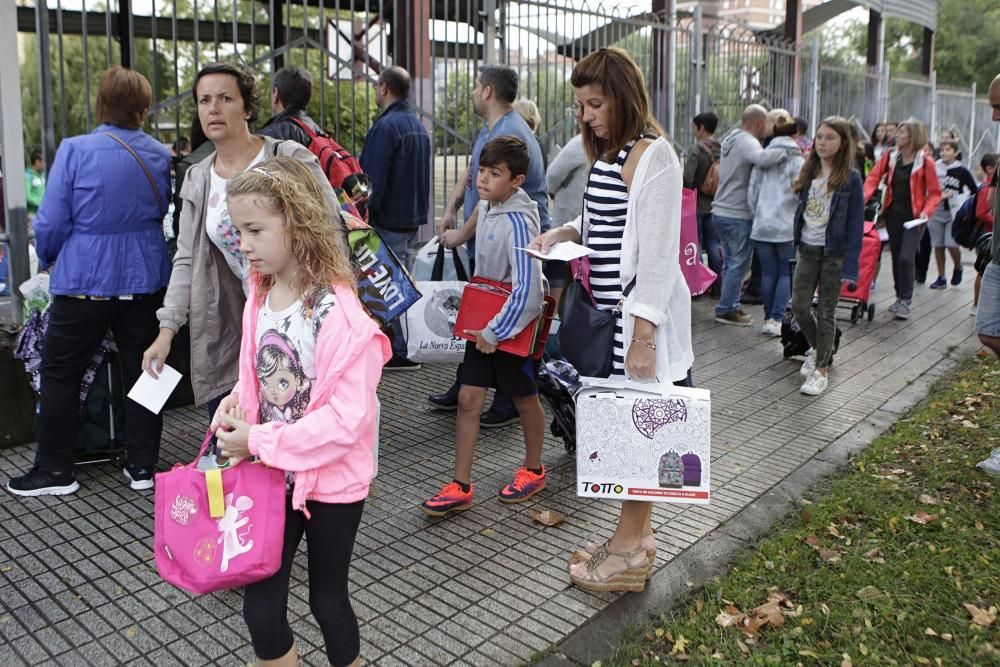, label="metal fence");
[4,0,999,314]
